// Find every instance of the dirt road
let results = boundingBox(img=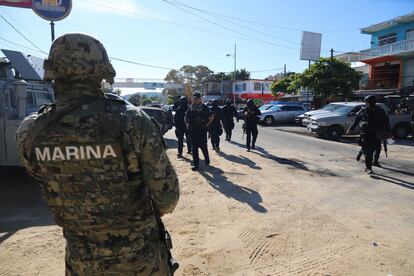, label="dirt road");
[1,127,413,275]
